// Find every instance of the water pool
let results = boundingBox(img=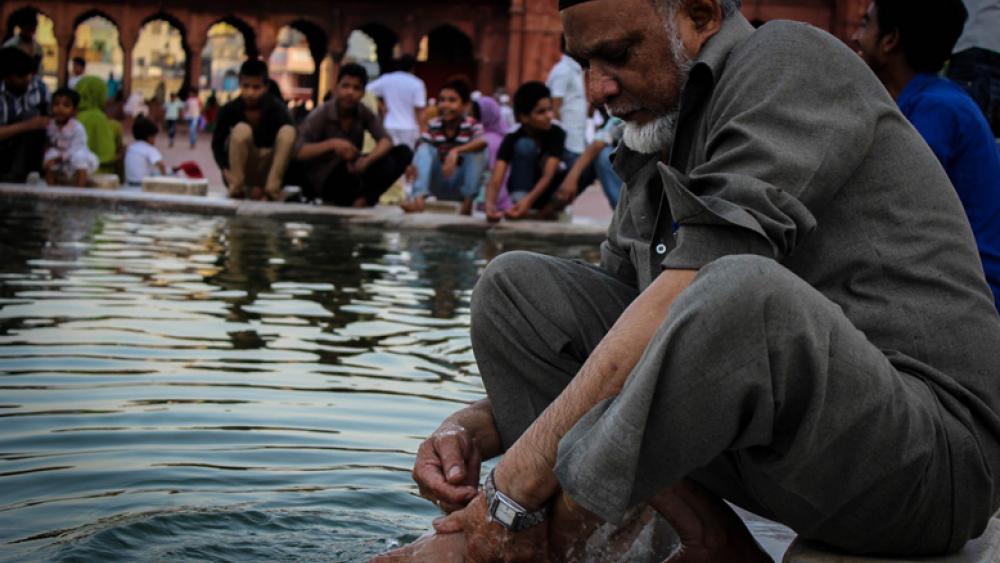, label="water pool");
[0,201,602,561]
